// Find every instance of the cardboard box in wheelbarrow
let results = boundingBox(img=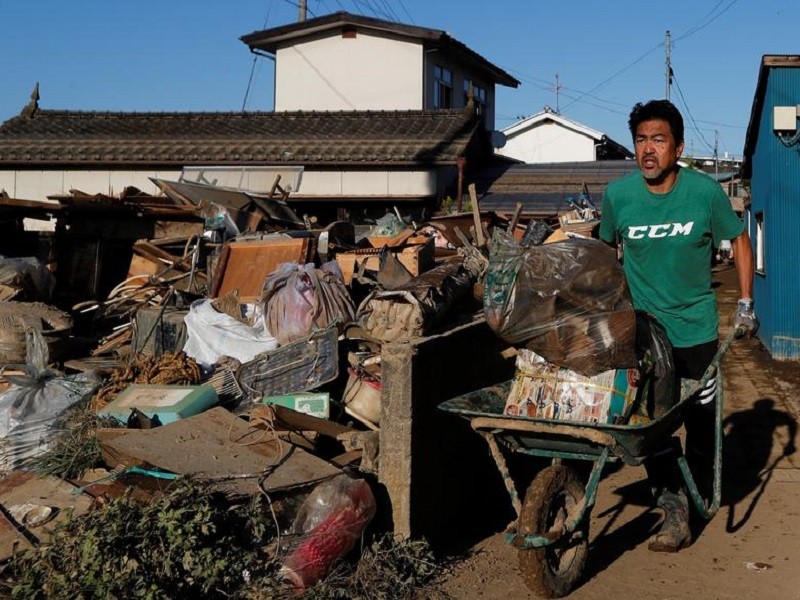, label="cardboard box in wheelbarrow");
[503,348,639,424]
